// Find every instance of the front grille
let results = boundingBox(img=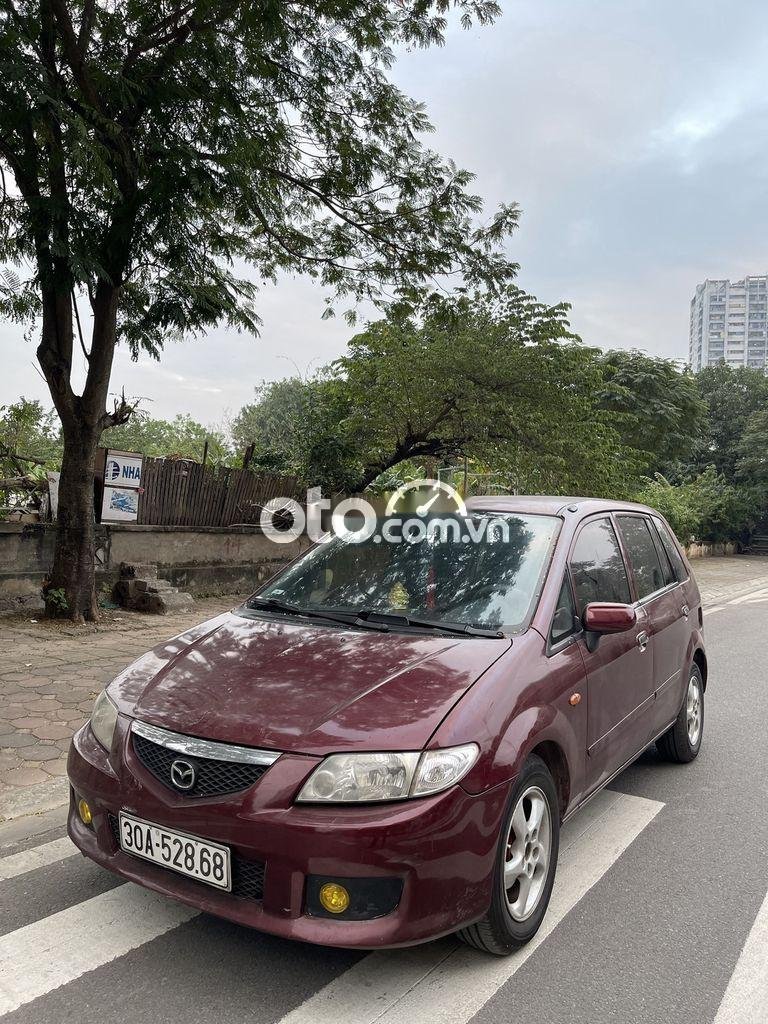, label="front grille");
[108,814,265,902]
[132,732,268,797]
